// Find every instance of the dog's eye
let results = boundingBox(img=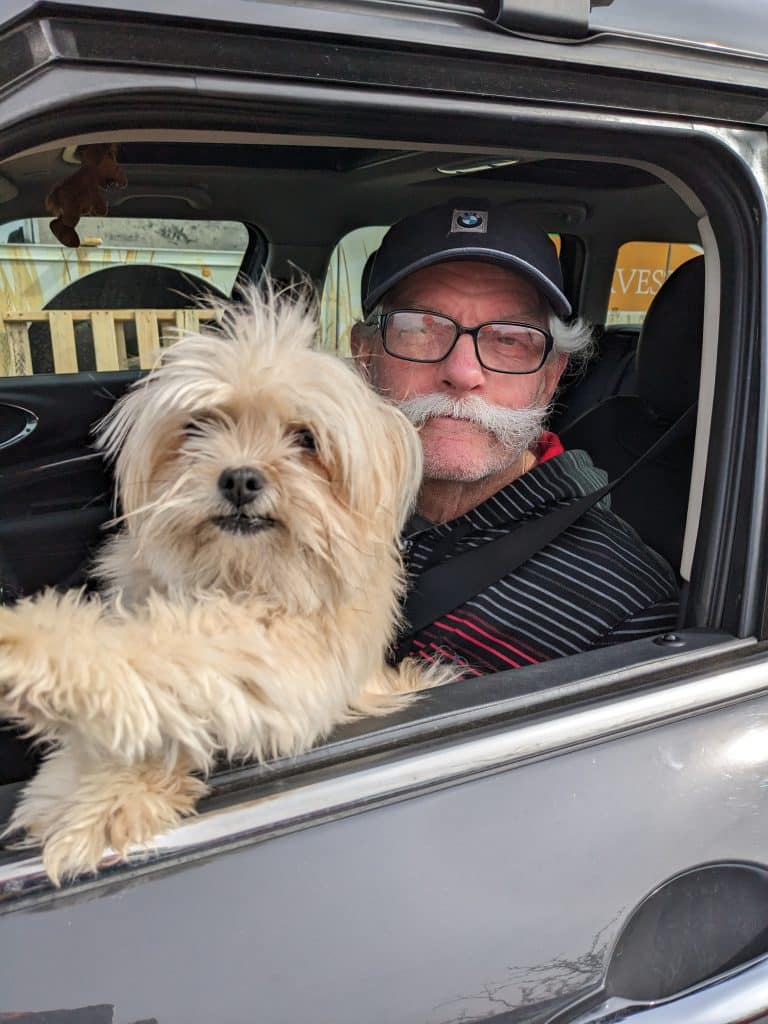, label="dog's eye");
[183,420,207,438]
[294,427,316,452]
[183,413,222,436]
